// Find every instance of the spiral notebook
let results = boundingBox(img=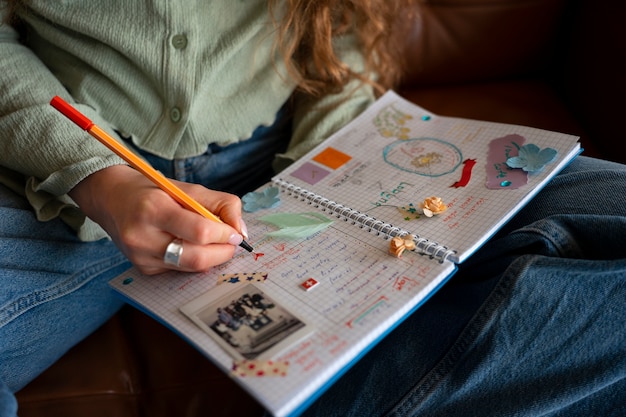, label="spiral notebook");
[109,91,580,417]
